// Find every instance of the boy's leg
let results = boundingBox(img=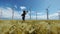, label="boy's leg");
[22,17,25,23]
[23,17,25,21]
[22,17,23,23]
